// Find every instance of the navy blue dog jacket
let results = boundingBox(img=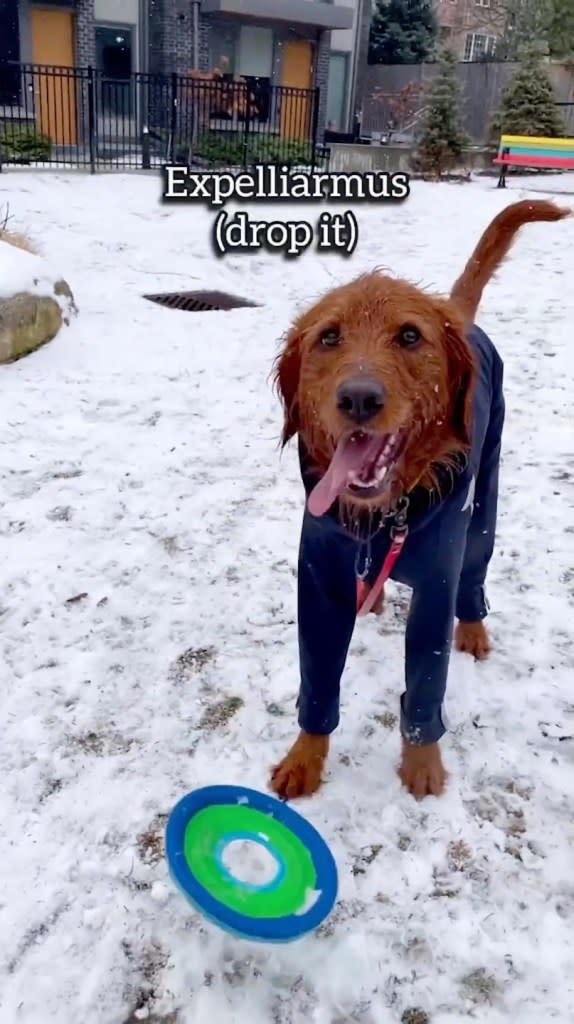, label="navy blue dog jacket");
[295,323,505,746]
